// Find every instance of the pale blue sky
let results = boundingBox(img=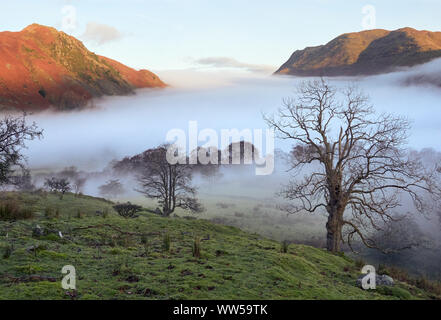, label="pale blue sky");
[1,0,440,73]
